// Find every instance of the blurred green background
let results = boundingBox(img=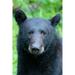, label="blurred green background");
[13,0,62,75]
